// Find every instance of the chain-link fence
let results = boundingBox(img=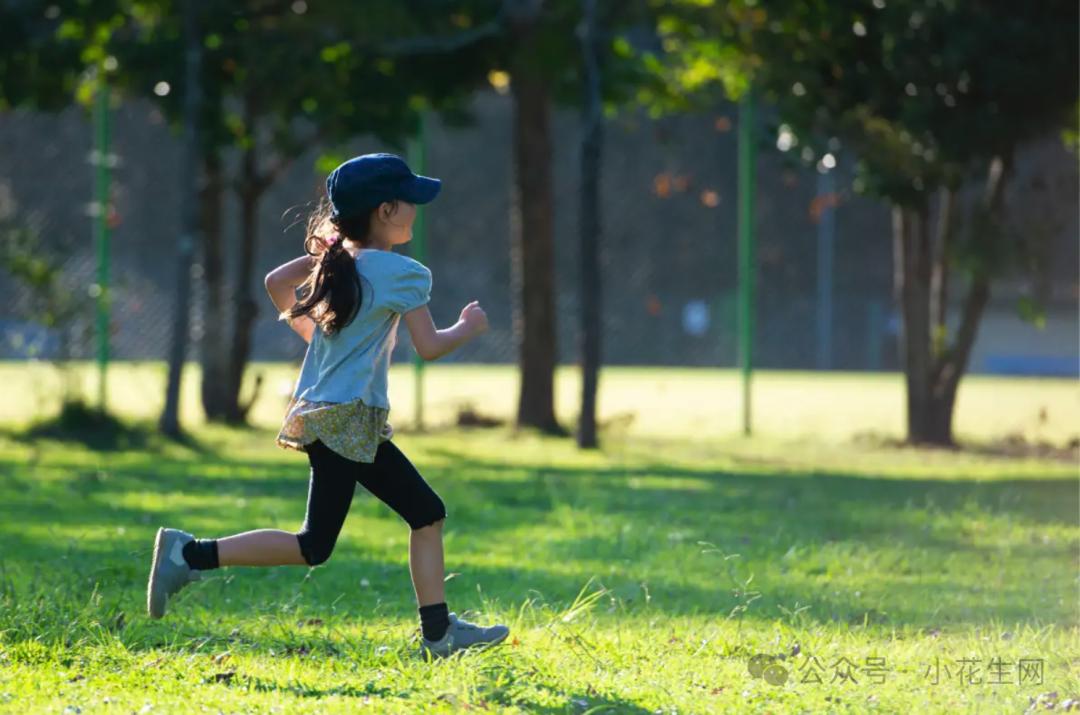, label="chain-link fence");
[1,92,1076,375]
